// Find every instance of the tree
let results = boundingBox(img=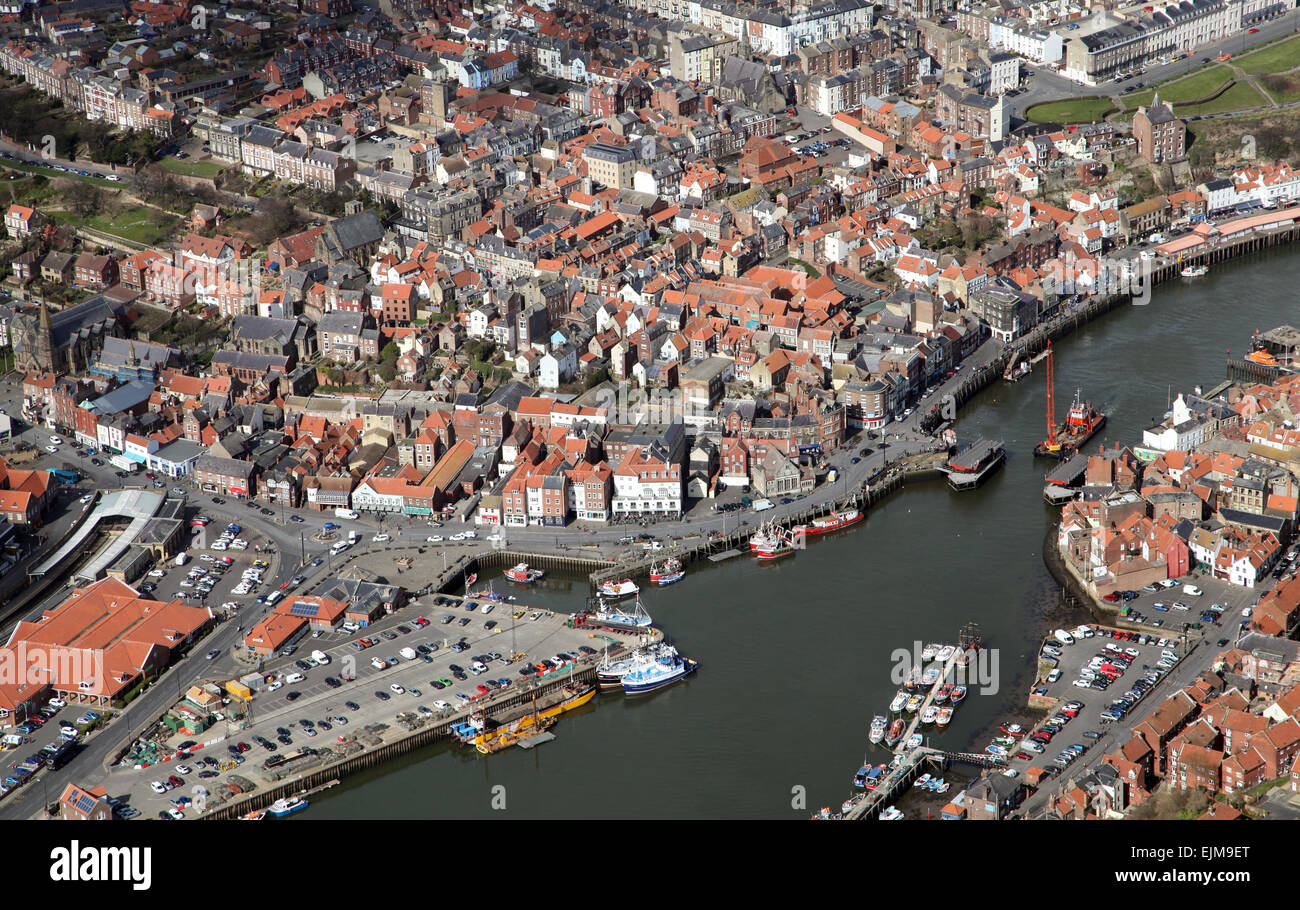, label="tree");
[68,184,106,218]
